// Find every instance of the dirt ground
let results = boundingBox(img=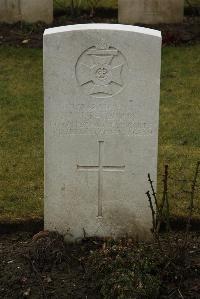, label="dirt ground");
[0,231,102,299]
[0,230,200,299]
[0,13,199,48]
